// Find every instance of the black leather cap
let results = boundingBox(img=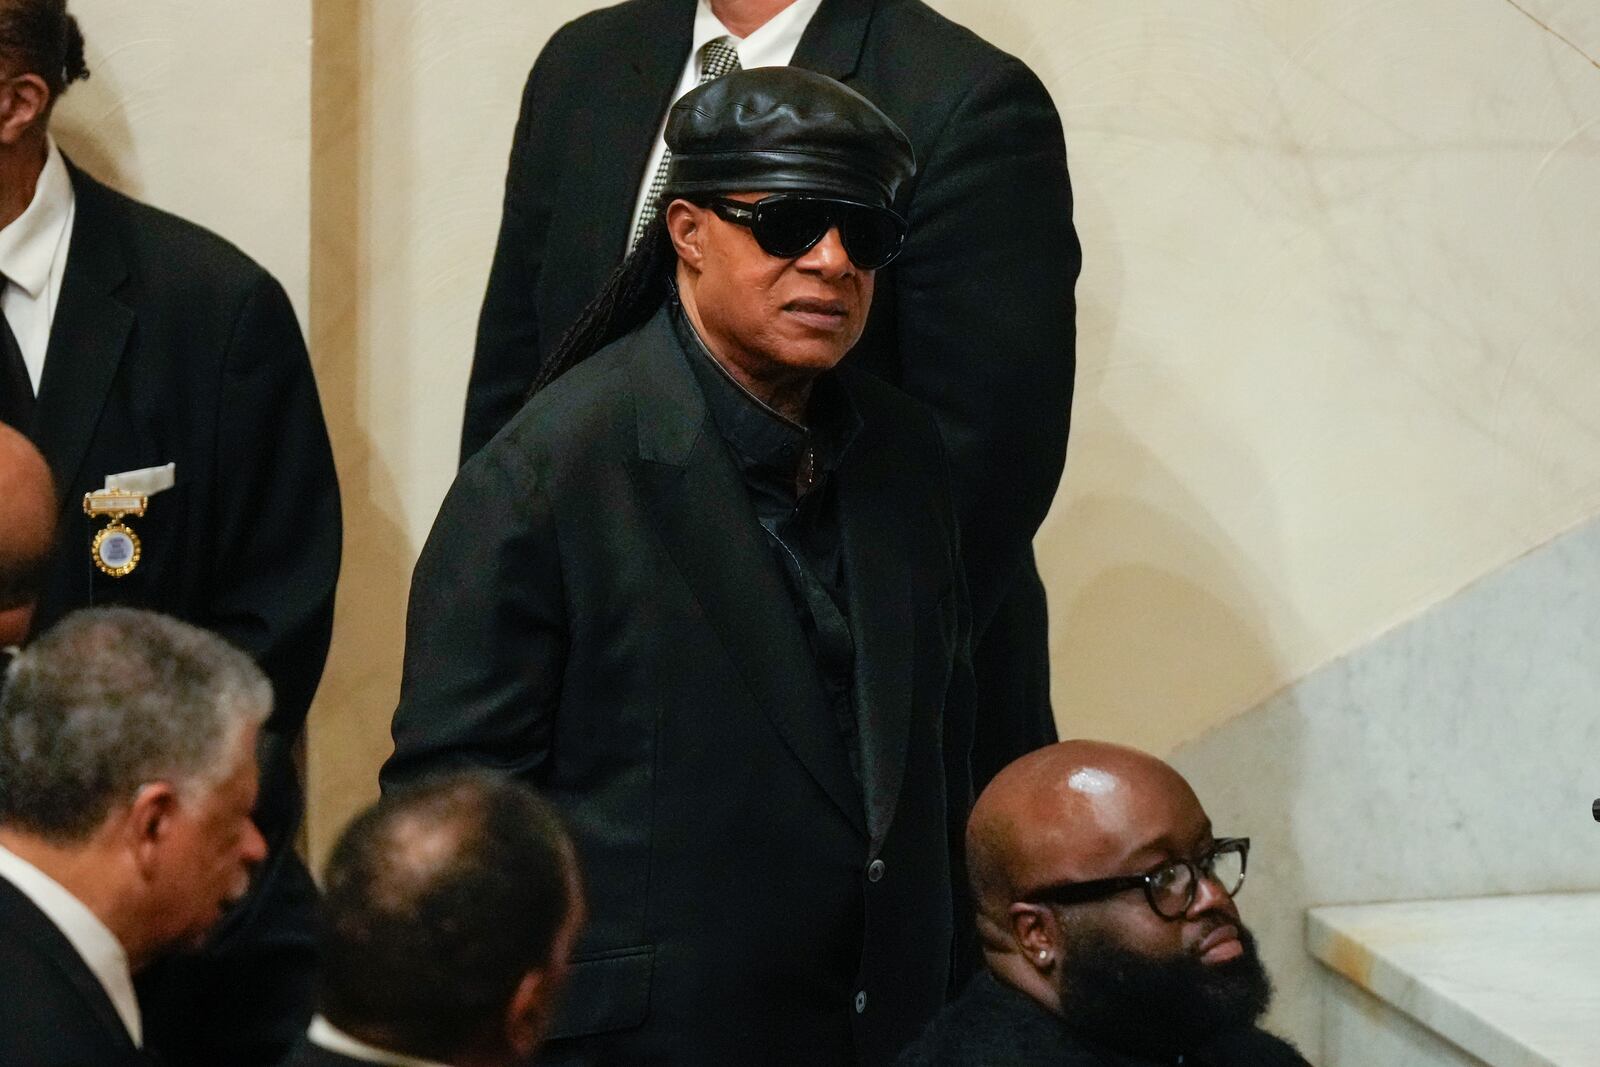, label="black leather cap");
[662,67,916,207]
